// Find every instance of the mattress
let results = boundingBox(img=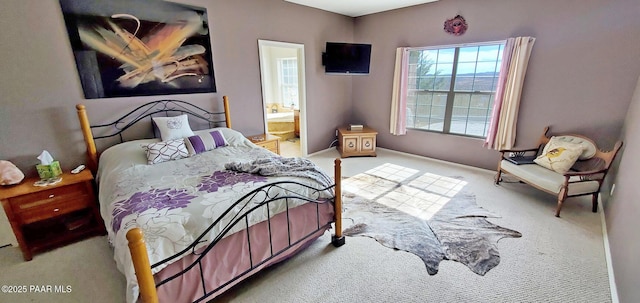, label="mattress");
[96,128,334,302]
